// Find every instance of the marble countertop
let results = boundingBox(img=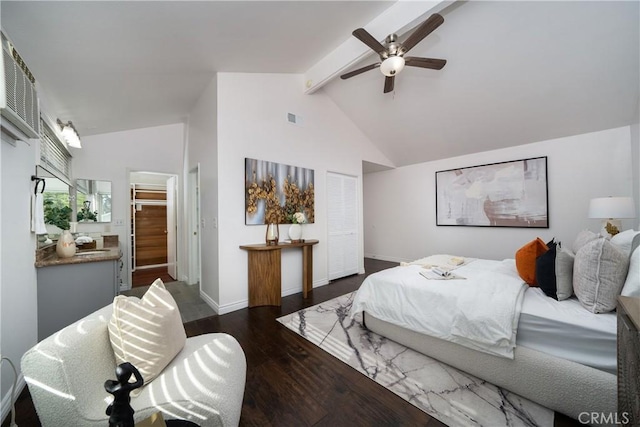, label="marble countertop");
[35,245,121,268]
